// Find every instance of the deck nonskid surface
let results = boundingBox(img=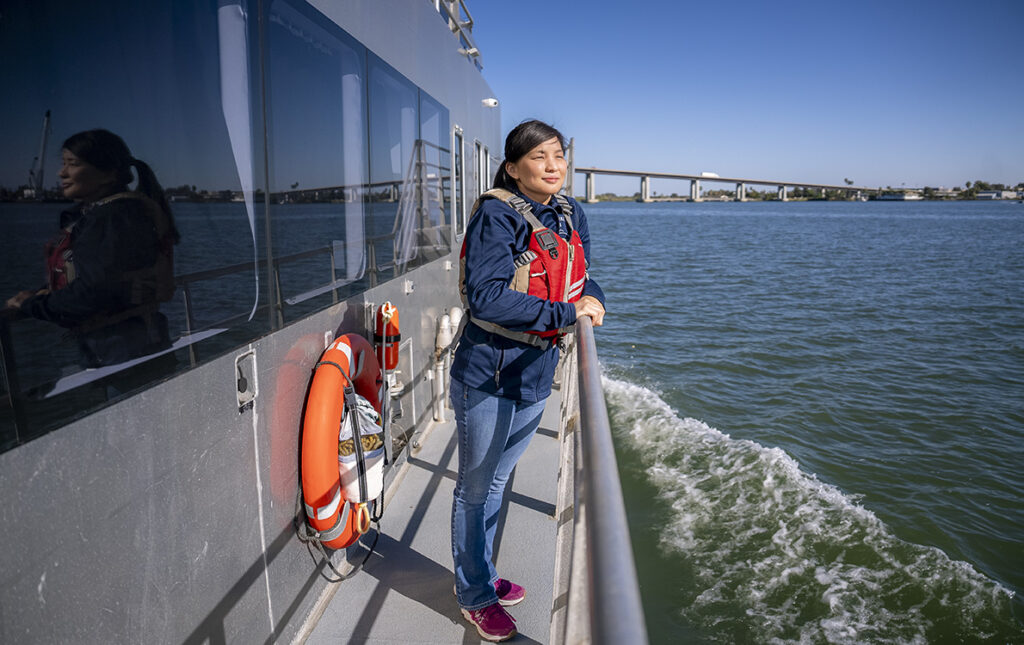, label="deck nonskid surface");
[303,392,562,644]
